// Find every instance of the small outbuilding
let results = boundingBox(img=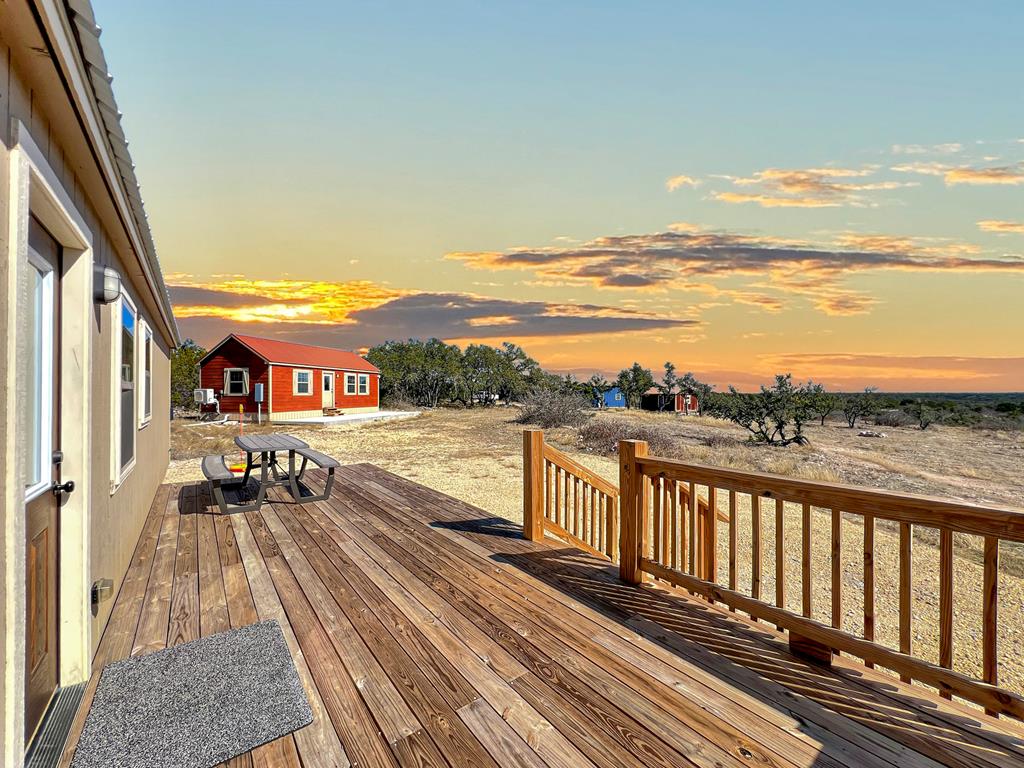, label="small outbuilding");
[198,334,380,422]
[640,392,700,414]
[595,386,627,409]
